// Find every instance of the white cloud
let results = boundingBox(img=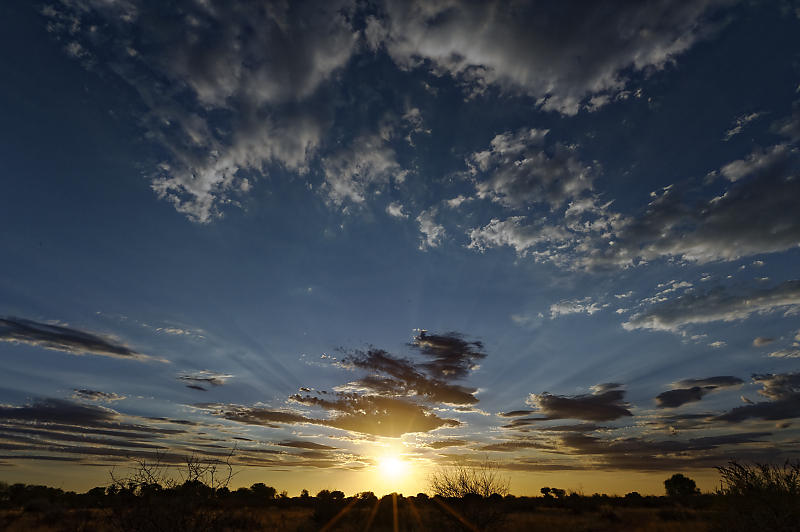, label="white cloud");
[445,195,471,209]
[550,297,604,319]
[468,216,572,257]
[416,208,445,250]
[321,134,402,208]
[723,111,762,141]
[386,202,409,219]
[44,1,358,222]
[470,129,595,209]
